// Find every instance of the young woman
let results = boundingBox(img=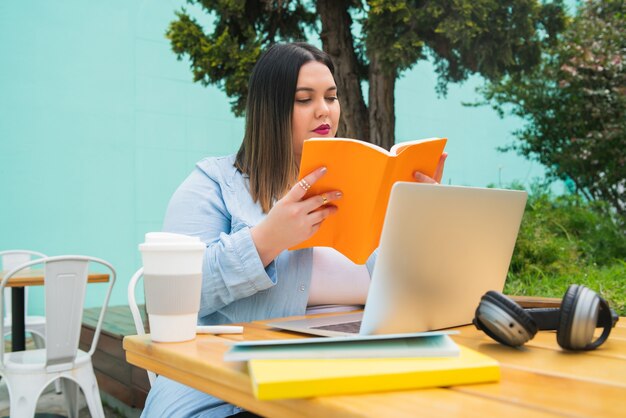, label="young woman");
[141,42,446,418]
